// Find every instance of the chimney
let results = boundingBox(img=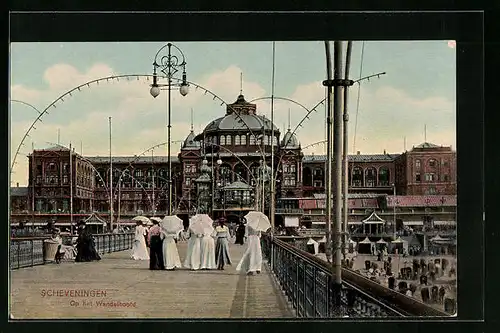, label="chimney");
[357,151,360,155]
[16,182,19,187]
[383,149,386,154]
